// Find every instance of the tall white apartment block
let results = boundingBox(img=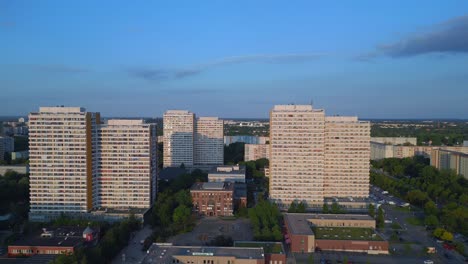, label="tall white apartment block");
[324,116,370,198]
[97,120,157,210]
[163,110,195,168]
[28,107,100,219]
[194,117,224,170]
[269,105,325,208]
[269,105,370,208]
